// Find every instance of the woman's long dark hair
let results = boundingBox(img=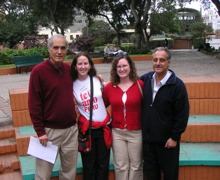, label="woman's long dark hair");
[71,52,97,81]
